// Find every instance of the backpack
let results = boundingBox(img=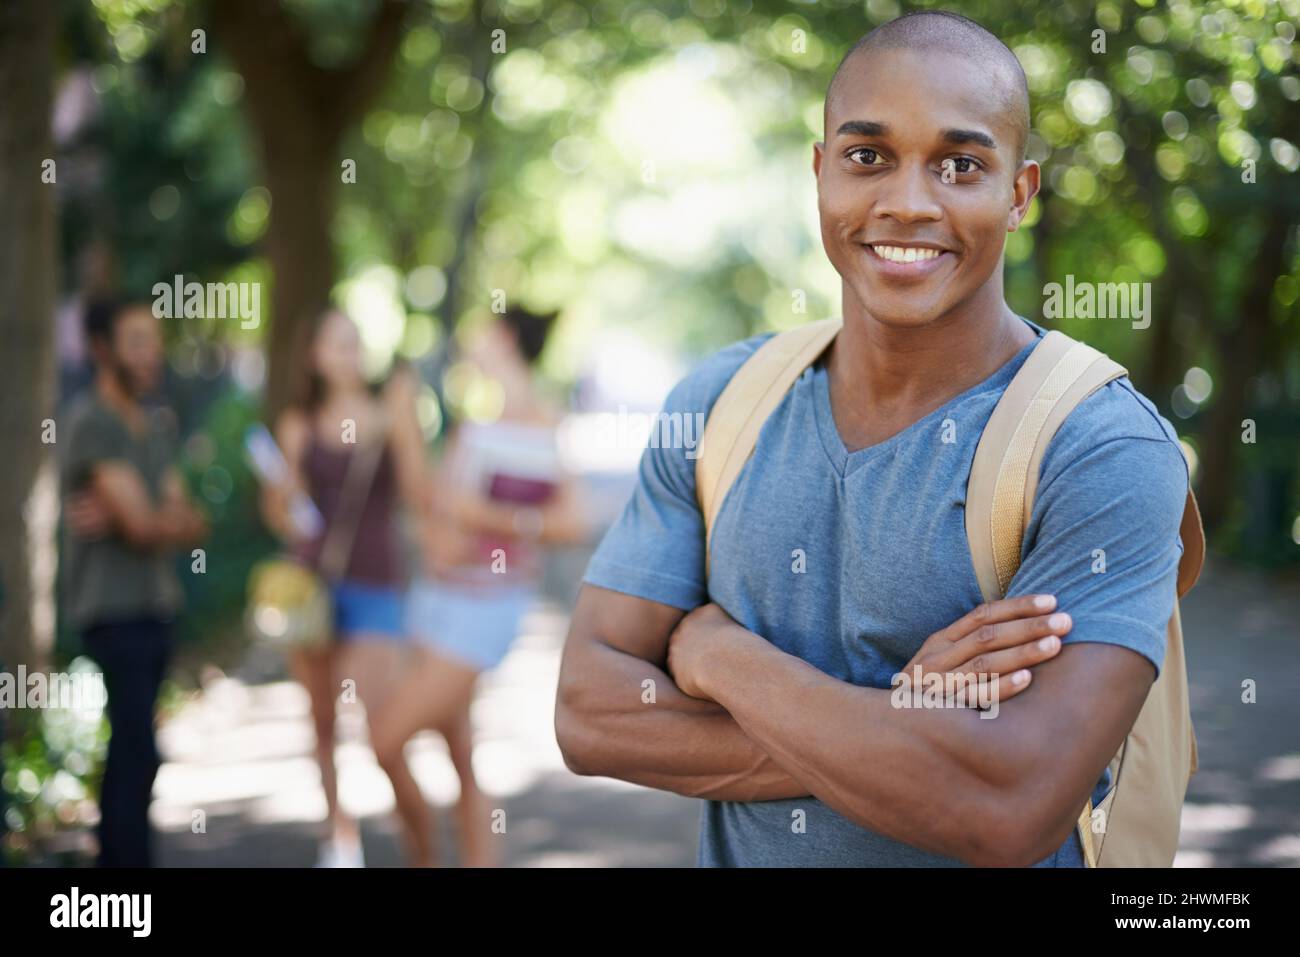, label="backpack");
[694,317,1205,867]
